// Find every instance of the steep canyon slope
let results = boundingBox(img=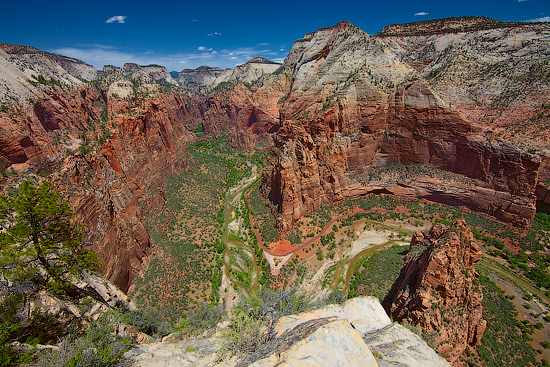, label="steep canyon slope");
[264,20,547,229]
[0,45,199,291]
[1,17,548,293]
